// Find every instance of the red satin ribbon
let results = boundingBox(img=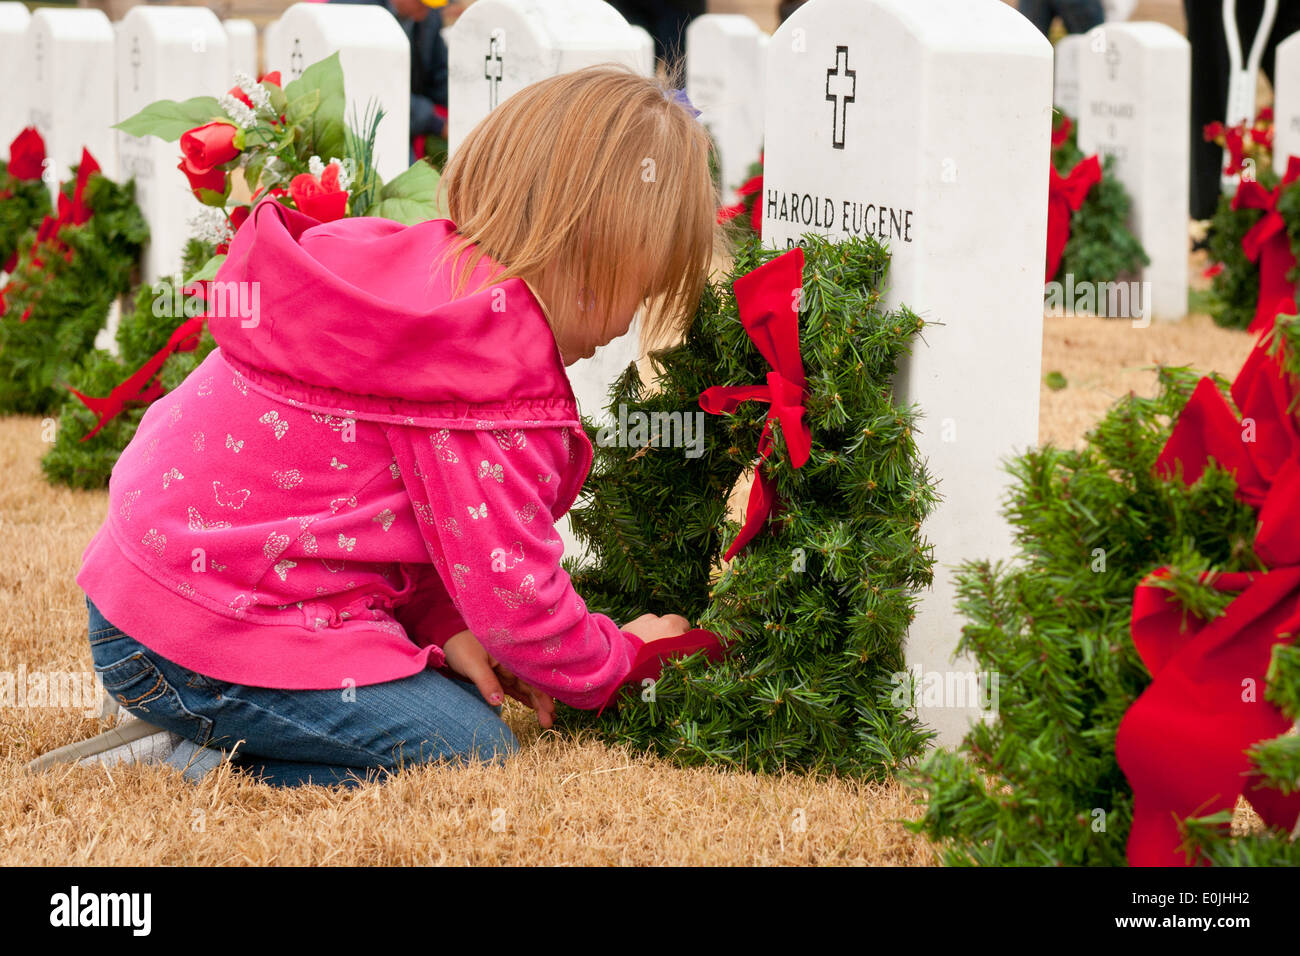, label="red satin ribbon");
[1118,336,1300,865]
[1045,154,1101,283]
[699,247,811,561]
[717,170,764,234]
[6,149,101,321]
[1051,115,1073,149]
[70,310,206,441]
[1232,156,1300,334]
[596,628,729,716]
